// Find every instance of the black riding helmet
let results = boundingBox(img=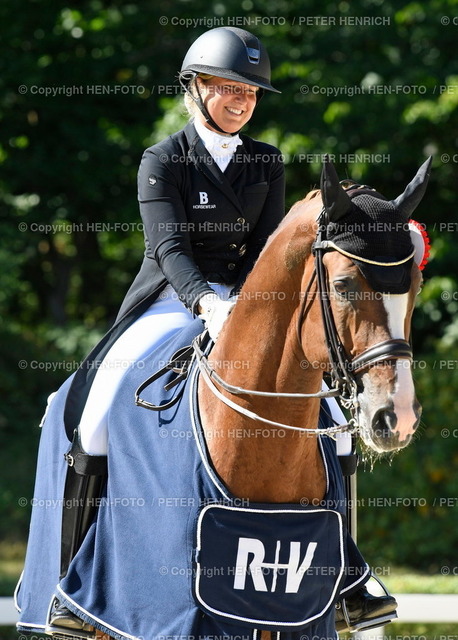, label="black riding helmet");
[179,27,280,135]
